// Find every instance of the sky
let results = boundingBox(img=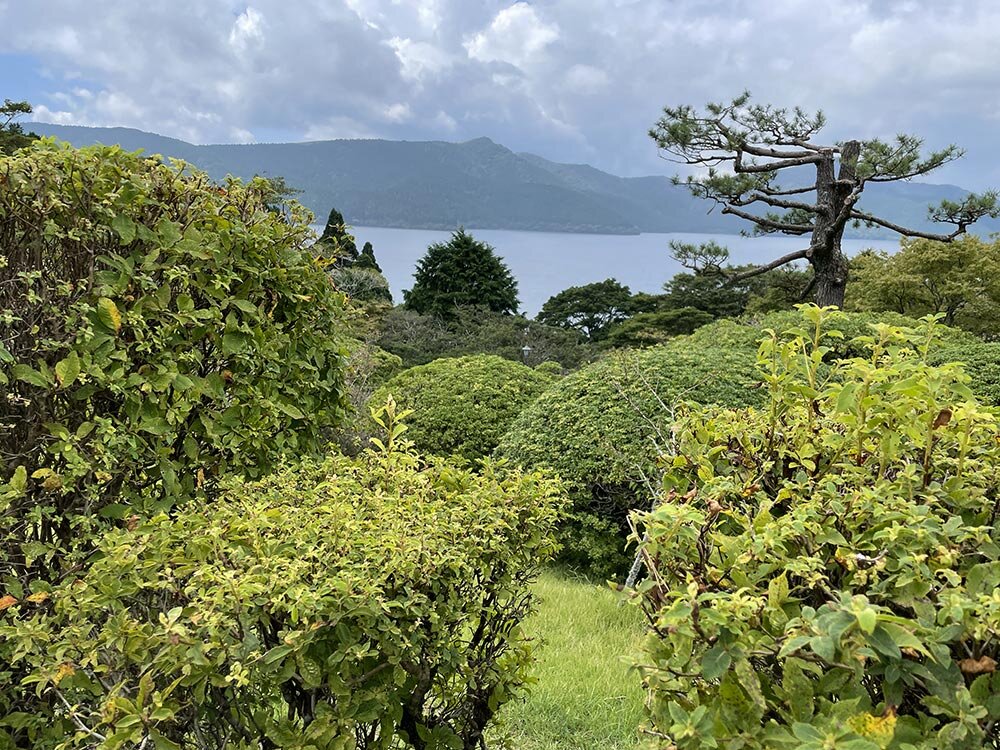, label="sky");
[3,0,1000,189]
